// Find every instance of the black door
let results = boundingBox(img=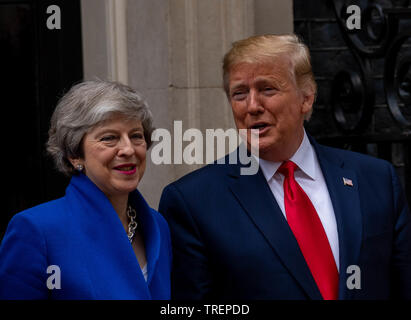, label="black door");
[0,0,83,237]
